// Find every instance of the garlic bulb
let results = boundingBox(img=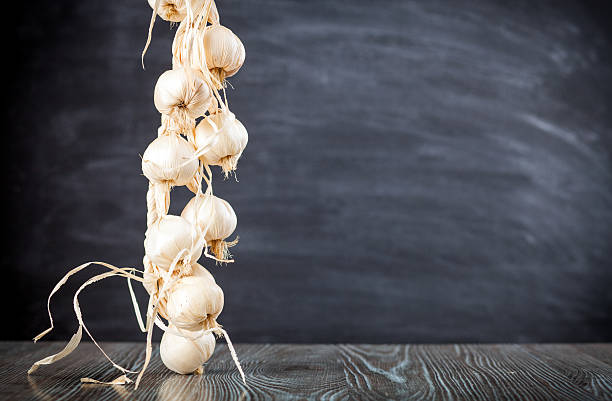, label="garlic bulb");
[194,111,248,174]
[160,325,216,374]
[203,25,245,85]
[164,273,224,331]
[144,215,204,271]
[142,134,199,187]
[154,68,211,129]
[181,194,237,260]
